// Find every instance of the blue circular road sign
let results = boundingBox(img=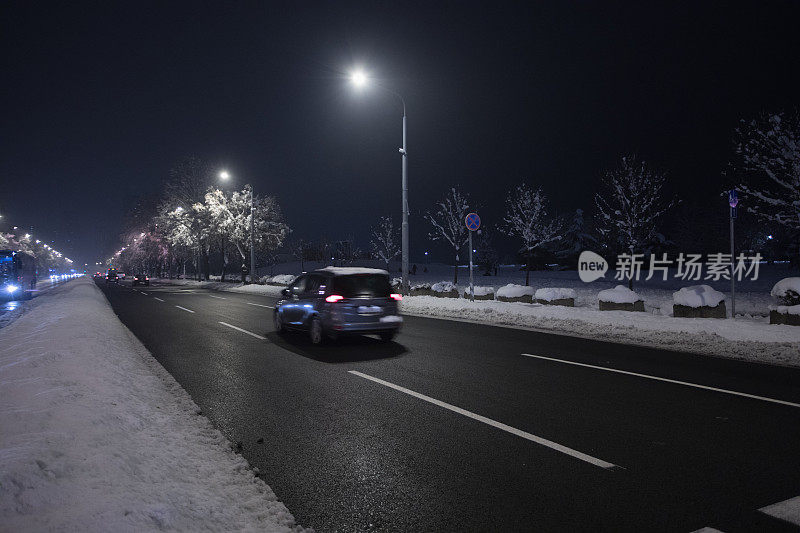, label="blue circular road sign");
[465,212,481,231]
